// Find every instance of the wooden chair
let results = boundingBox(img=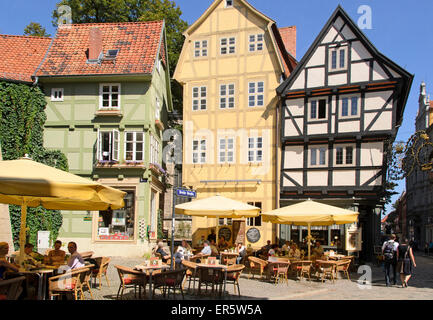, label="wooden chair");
[336,259,351,280]
[225,264,245,297]
[317,262,336,283]
[181,260,198,293]
[78,264,95,300]
[0,276,25,300]
[273,262,290,285]
[196,266,225,297]
[223,256,237,266]
[291,260,312,281]
[114,265,147,300]
[79,251,94,260]
[91,257,111,289]
[48,268,88,300]
[153,269,187,299]
[247,256,268,279]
